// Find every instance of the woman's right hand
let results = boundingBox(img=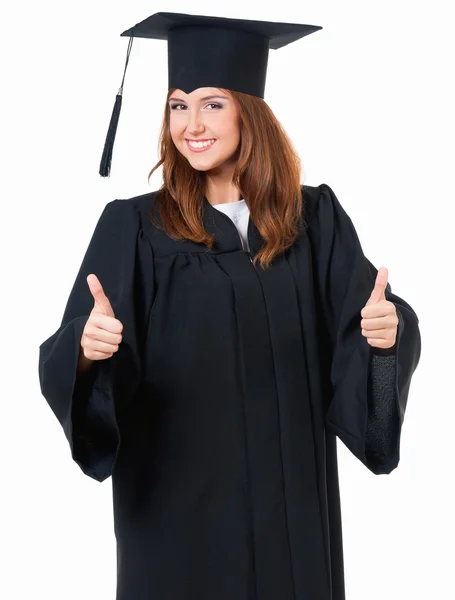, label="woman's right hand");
[80,274,124,361]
